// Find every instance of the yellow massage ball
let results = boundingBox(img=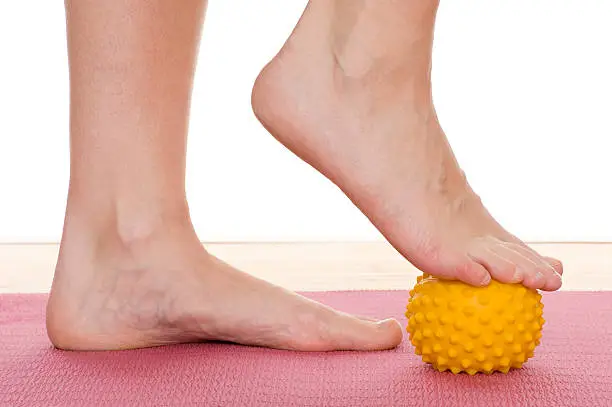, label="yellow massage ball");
[405,273,544,375]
